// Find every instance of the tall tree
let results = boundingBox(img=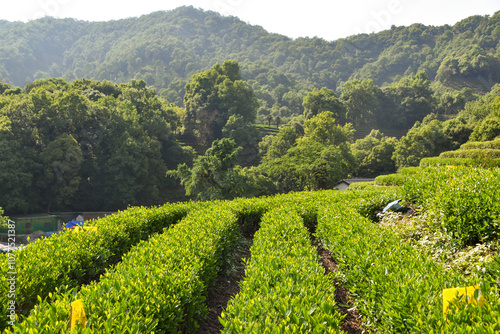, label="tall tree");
[39,134,83,212]
[393,114,452,168]
[183,60,259,145]
[259,111,356,192]
[168,138,253,200]
[382,71,435,128]
[302,87,346,123]
[351,130,397,177]
[341,79,382,127]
